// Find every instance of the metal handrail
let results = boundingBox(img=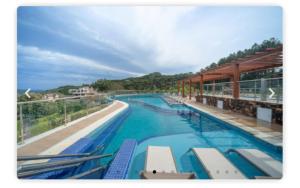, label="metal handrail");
[18,153,91,161]
[17,93,107,105]
[17,145,104,161]
[18,154,113,172]
[238,77,282,83]
[18,163,81,178]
